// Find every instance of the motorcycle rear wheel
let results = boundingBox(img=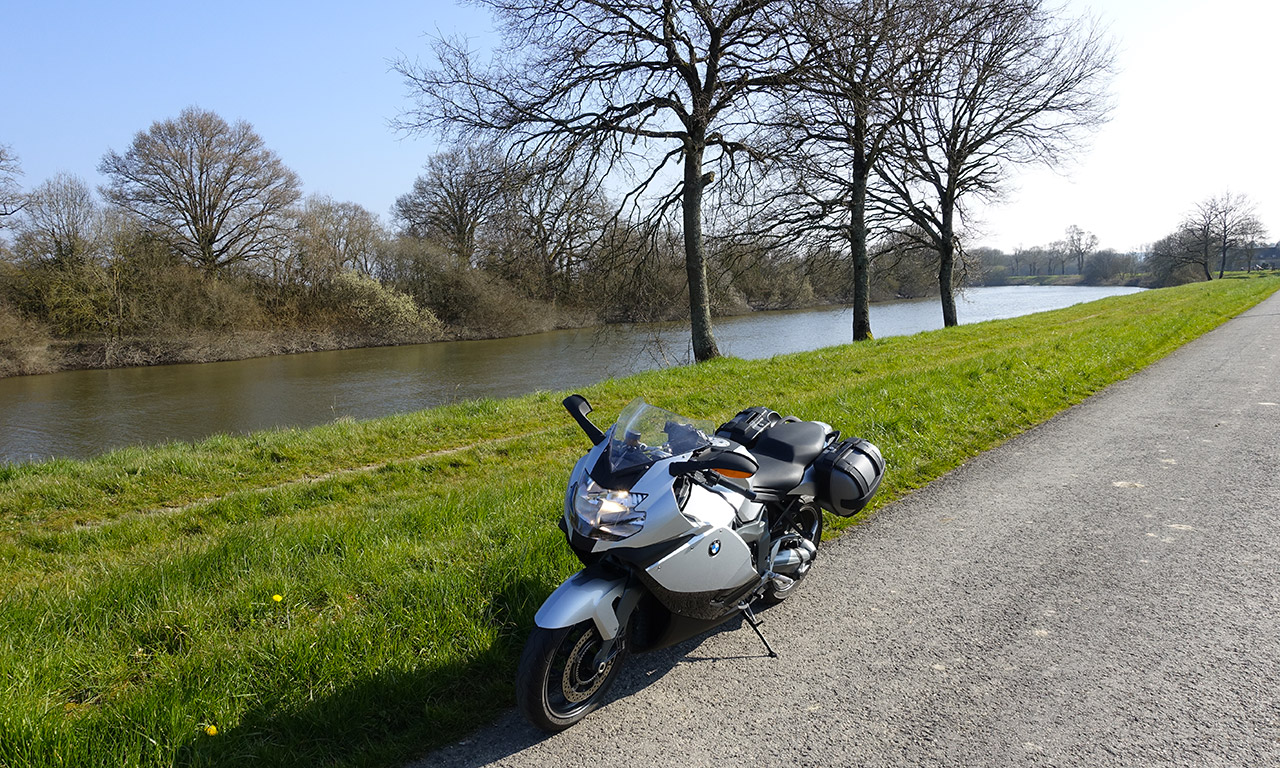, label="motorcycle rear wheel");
[516,621,626,732]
